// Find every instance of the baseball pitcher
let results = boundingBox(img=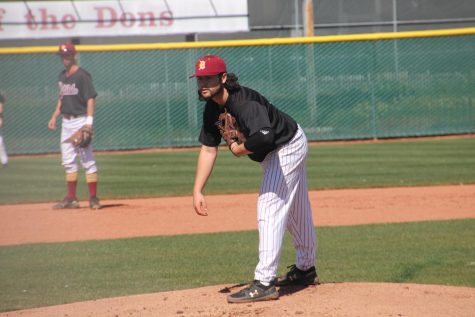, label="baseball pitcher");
[191,55,318,303]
